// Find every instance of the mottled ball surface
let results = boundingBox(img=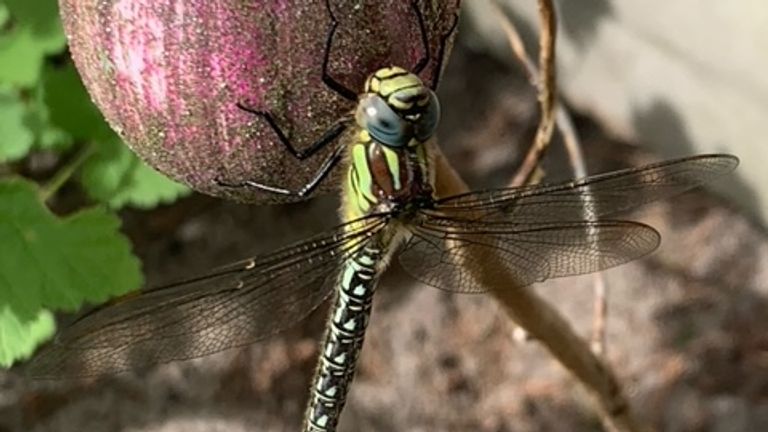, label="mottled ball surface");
[59,0,460,203]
